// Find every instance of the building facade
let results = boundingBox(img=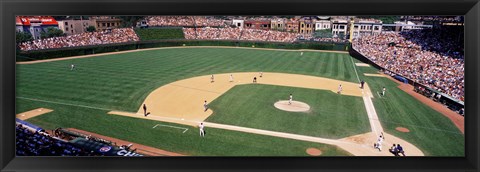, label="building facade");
[350,18,383,39]
[57,19,95,35]
[244,20,271,30]
[299,18,314,35]
[16,16,59,39]
[331,19,348,38]
[315,20,331,30]
[232,19,244,28]
[91,16,122,31]
[270,18,286,31]
[285,19,299,33]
